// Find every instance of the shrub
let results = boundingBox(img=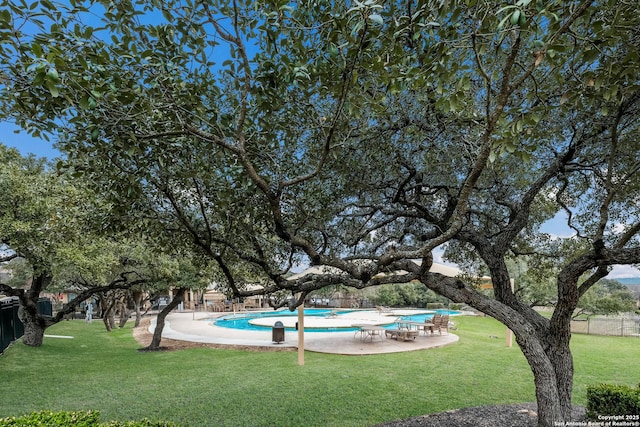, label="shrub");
[0,411,179,427]
[586,383,640,419]
[102,420,179,427]
[0,410,100,426]
[426,303,445,309]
